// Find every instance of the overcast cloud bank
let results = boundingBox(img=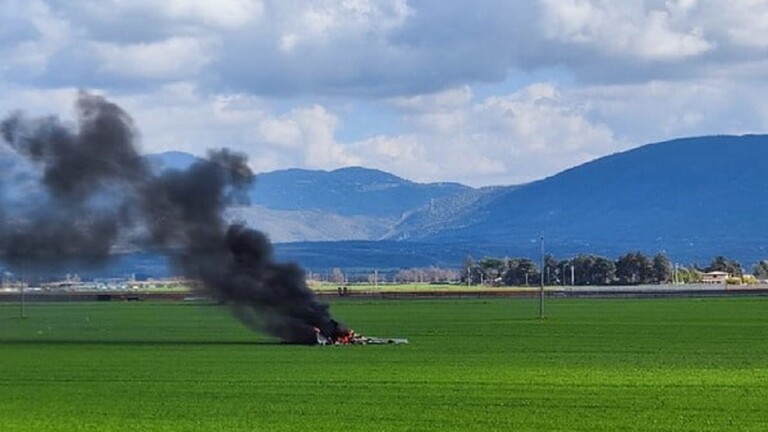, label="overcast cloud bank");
[2,0,767,186]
